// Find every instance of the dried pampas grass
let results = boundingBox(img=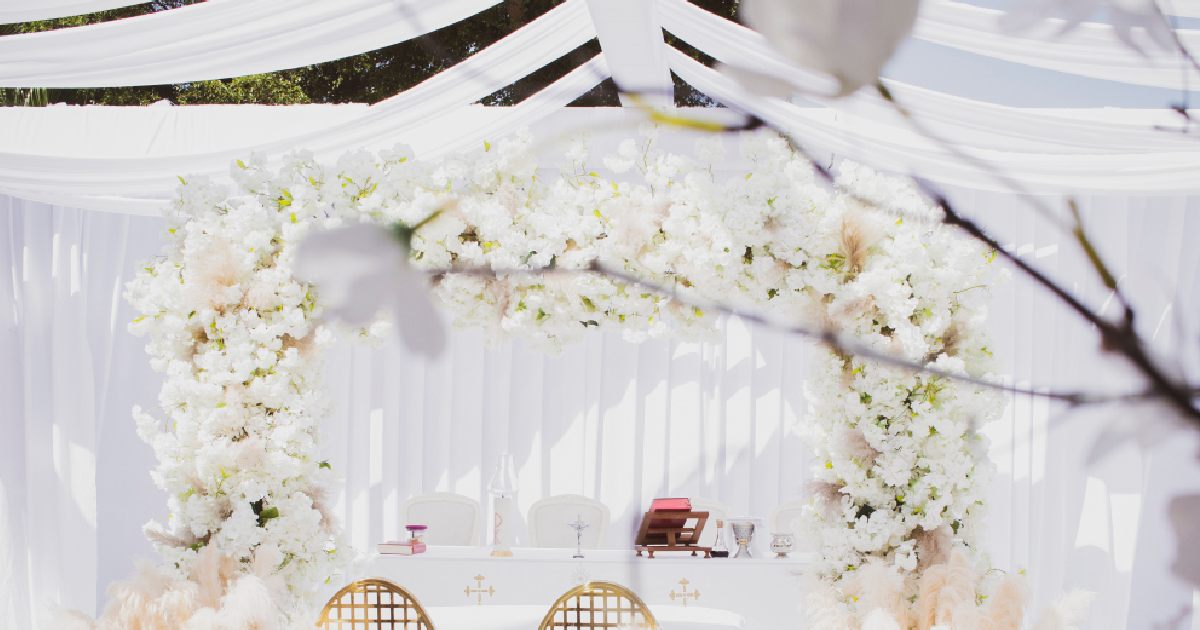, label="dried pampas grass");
[94,560,201,630]
[67,547,288,630]
[839,429,880,466]
[979,573,1029,630]
[185,576,280,630]
[913,527,952,571]
[191,546,238,610]
[143,522,197,550]
[839,212,880,276]
[305,484,339,536]
[808,480,844,507]
[845,561,913,629]
[916,550,978,630]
